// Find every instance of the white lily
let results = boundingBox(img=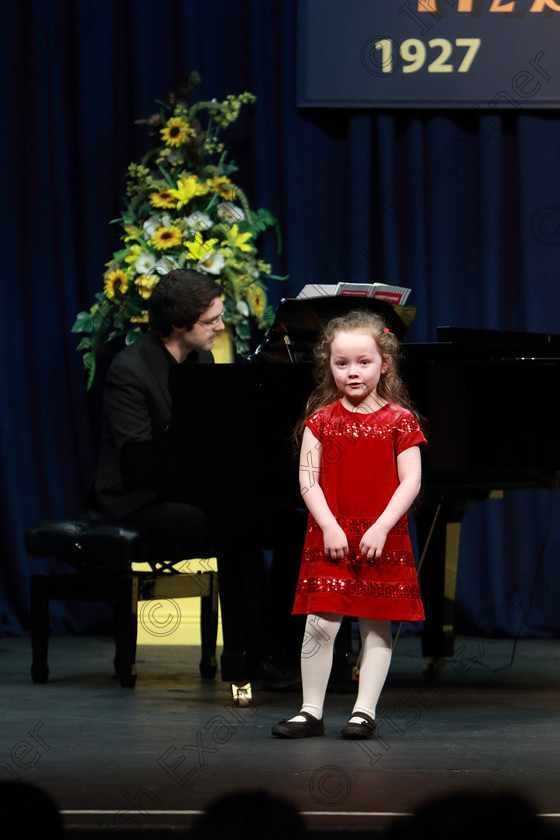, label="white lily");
[135,253,157,274]
[197,252,226,275]
[184,212,213,231]
[217,202,245,224]
[154,255,180,274]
